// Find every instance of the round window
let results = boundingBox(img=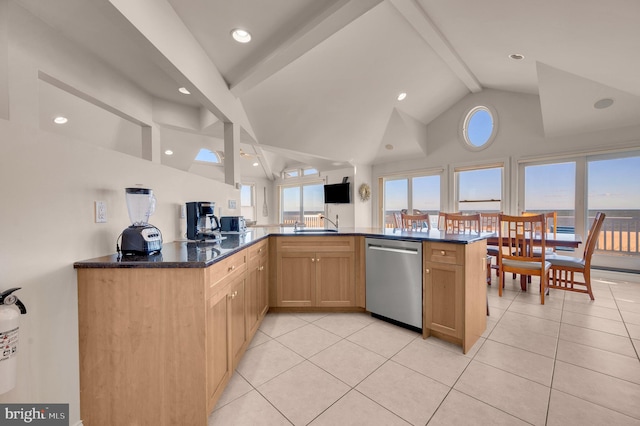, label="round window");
[462,106,497,150]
